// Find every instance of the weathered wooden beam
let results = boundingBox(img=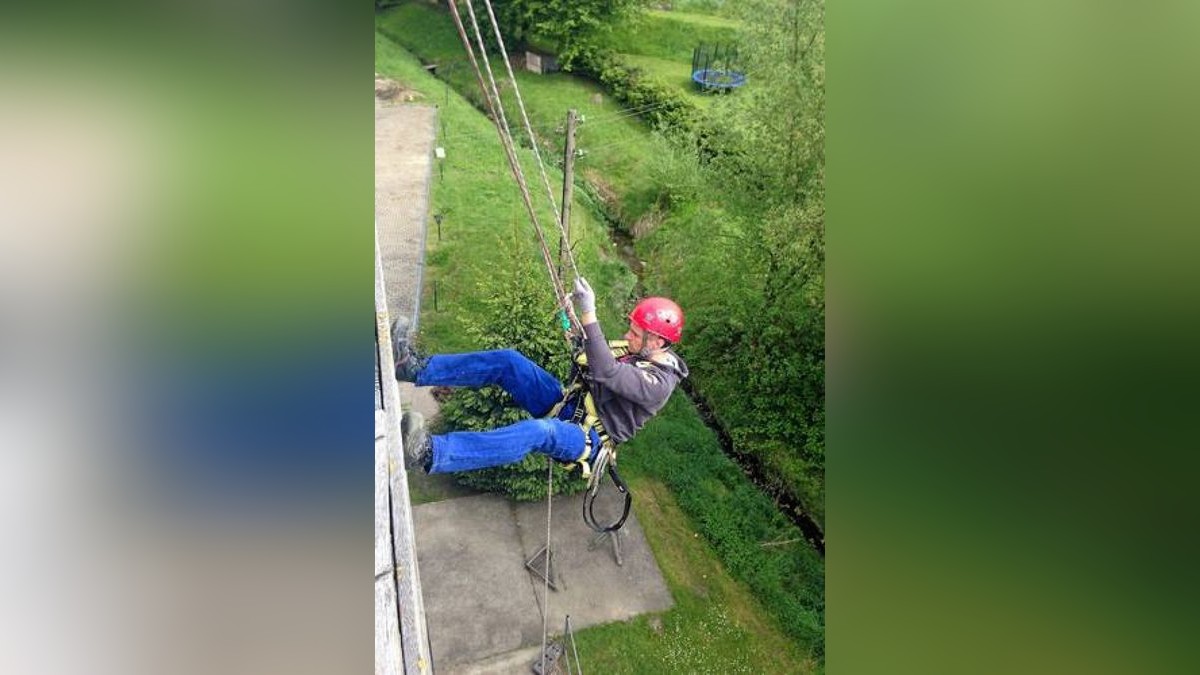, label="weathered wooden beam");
[375,225,432,674]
